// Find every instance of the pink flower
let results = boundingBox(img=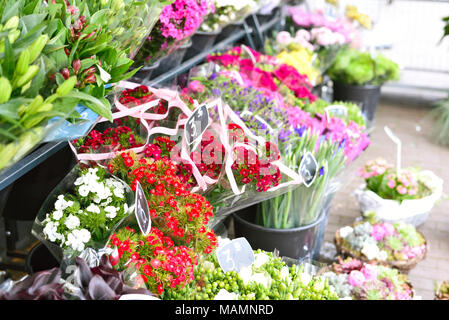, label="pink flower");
[397,186,407,195]
[361,264,378,281]
[187,80,205,93]
[387,179,396,188]
[382,223,396,236]
[408,188,418,196]
[295,29,311,42]
[276,31,293,45]
[348,270,365,287]
[371,224,386,241]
